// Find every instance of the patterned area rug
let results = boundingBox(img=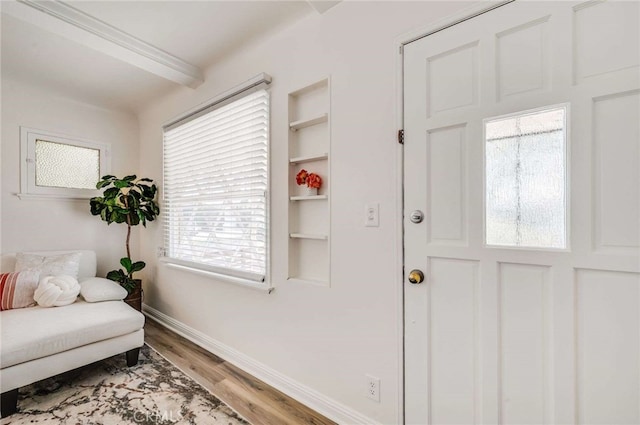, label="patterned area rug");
[0,345,249,425]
